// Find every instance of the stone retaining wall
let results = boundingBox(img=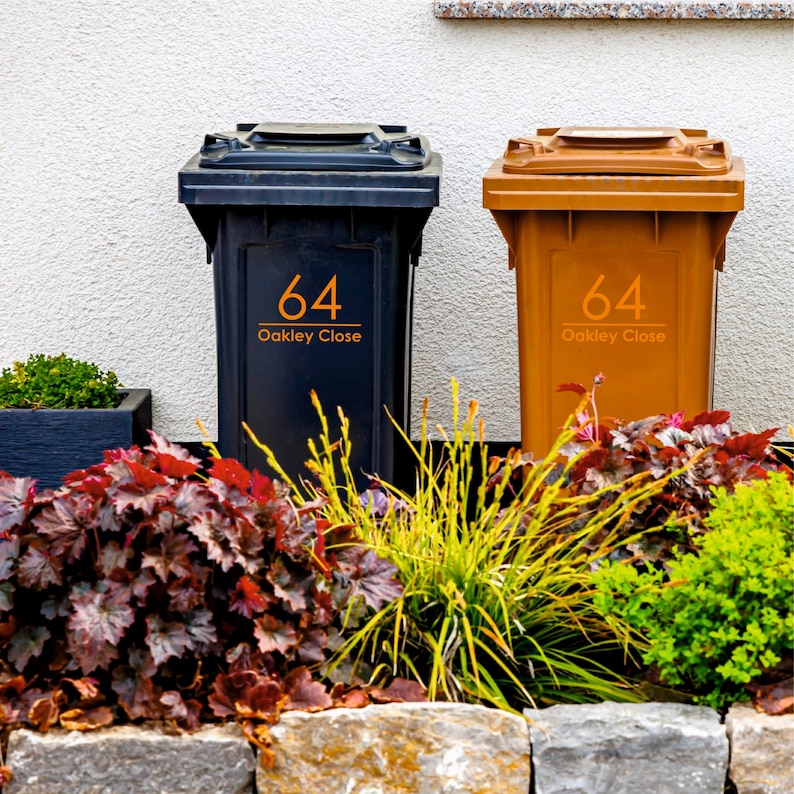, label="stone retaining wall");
[2,702,791,794]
